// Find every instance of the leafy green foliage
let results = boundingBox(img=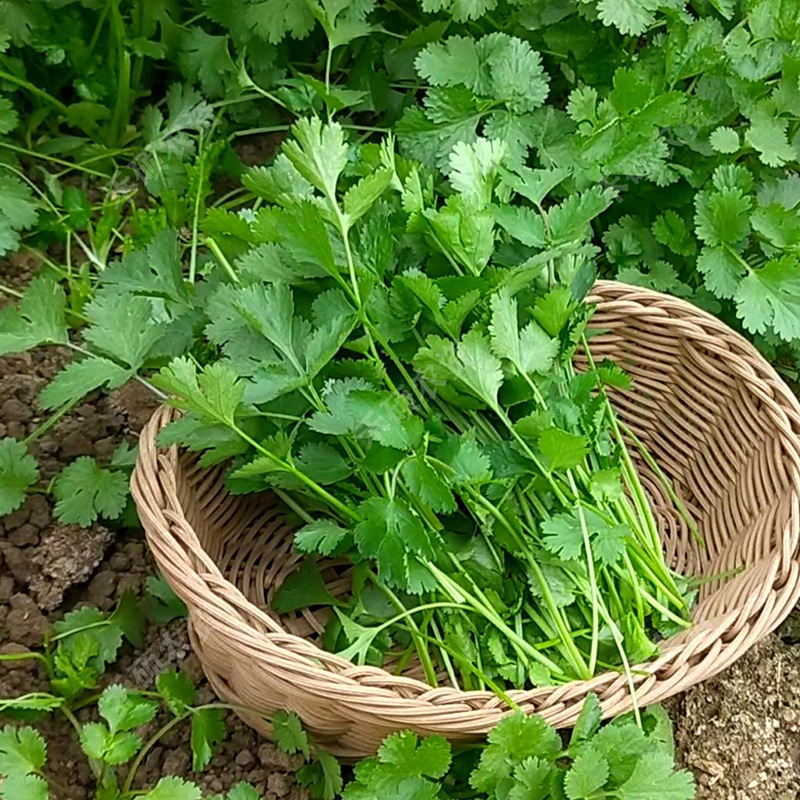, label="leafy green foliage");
[0,278,67,356]
[0,438,38,515]
[52,457,129,526]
